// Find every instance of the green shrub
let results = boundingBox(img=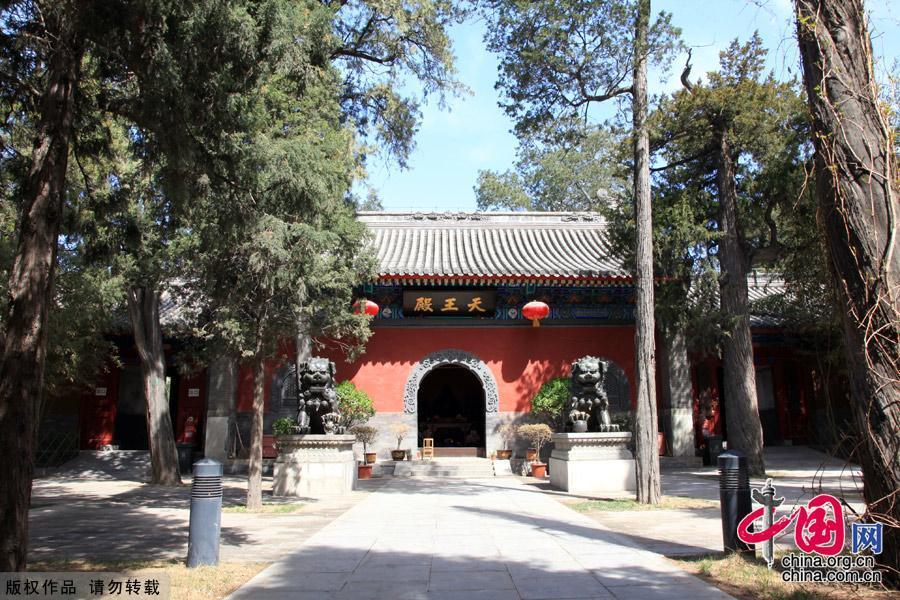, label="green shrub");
[336,380,375,429]
[531,377,569,430]
[612,411,633,432]
[272,417,297,436]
